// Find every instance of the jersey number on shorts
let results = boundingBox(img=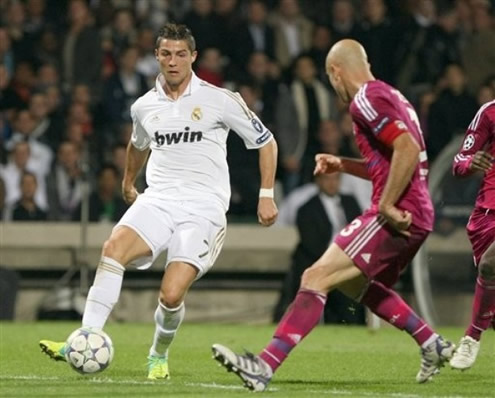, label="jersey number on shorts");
[340,219,363,237]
